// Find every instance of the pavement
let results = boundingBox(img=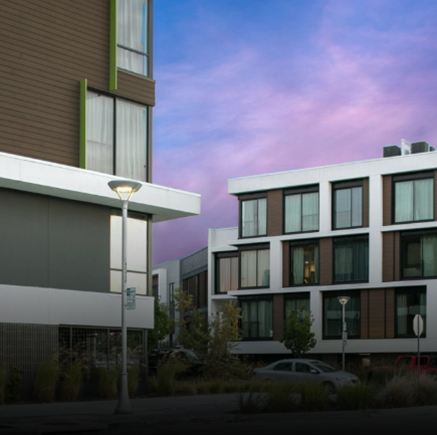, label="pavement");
[1,394,437,435]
